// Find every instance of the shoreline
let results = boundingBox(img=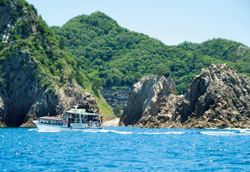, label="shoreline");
[103,118,120,127]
